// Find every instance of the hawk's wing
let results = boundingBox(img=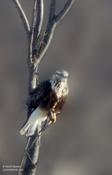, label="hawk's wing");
[27,80,52,116]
